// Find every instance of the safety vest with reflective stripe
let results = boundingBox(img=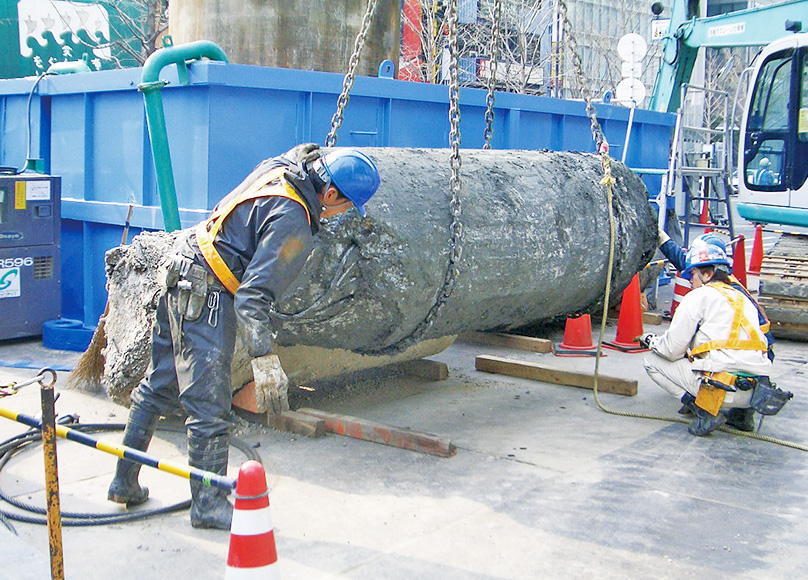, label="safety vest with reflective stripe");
[690,282,769,356]
[195,167,312,295]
